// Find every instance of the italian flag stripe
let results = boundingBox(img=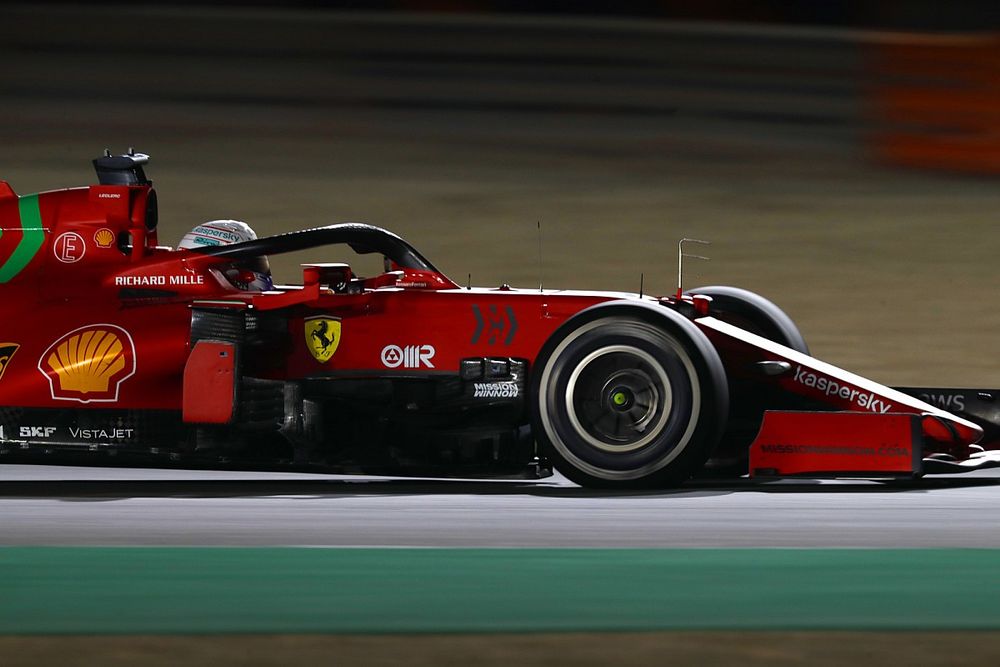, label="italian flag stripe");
[0,194,46,283]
